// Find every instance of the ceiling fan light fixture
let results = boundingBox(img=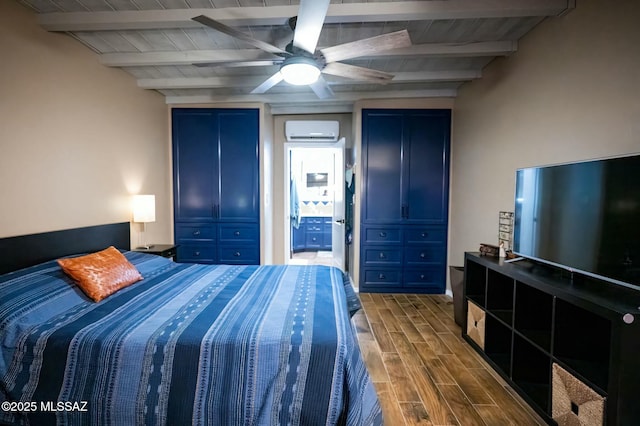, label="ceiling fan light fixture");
[280,56,320,86]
